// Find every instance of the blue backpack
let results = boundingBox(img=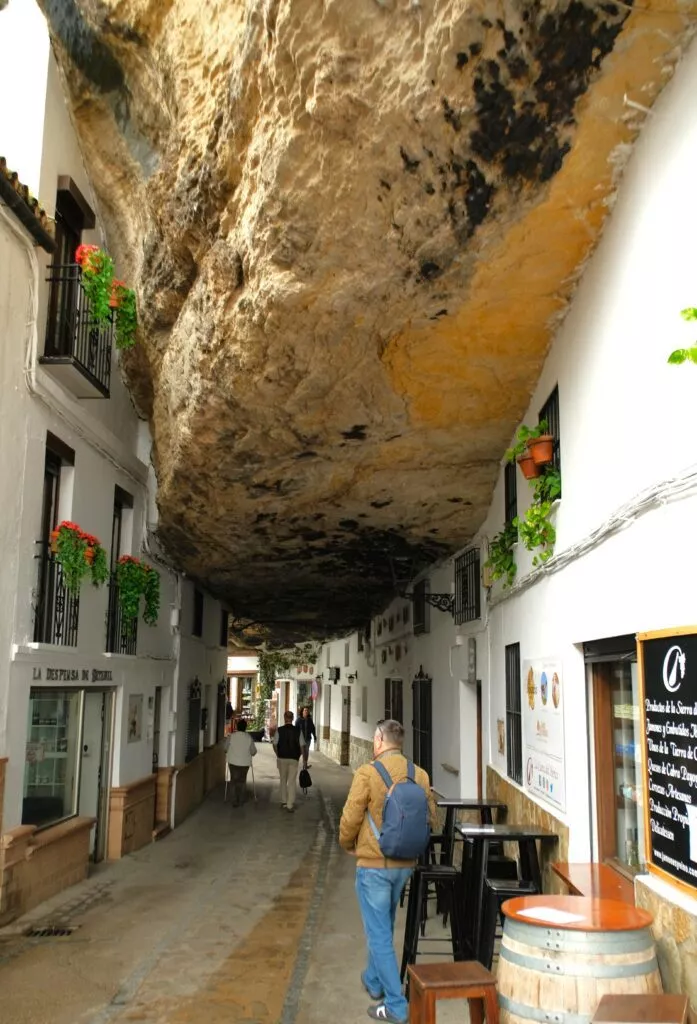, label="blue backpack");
[367,760,431,859]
